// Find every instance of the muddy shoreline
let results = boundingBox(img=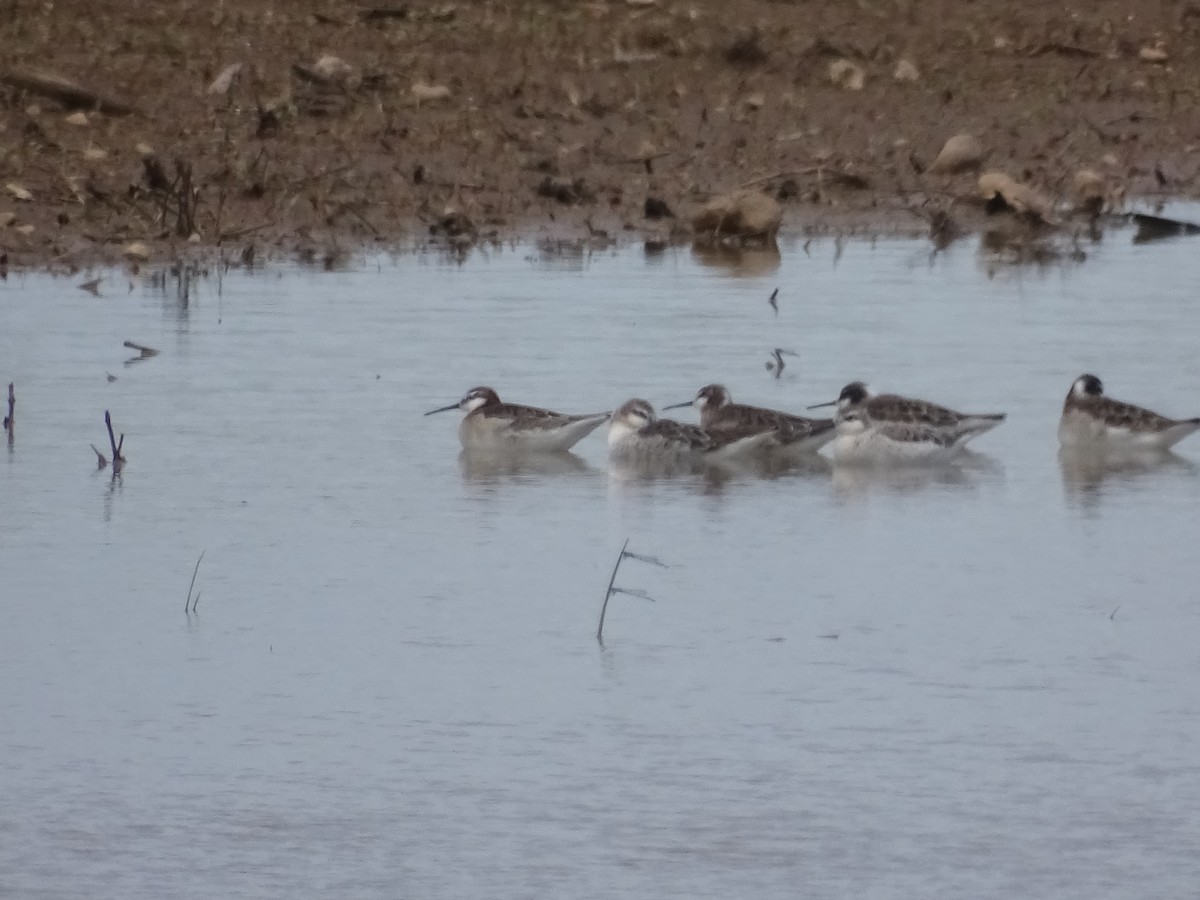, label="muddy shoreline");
[3,0,1198,271]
